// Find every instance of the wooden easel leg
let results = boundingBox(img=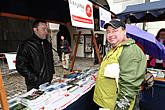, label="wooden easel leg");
[70,31,81,72]
[0,68,9,110]
[91,30,102,64]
